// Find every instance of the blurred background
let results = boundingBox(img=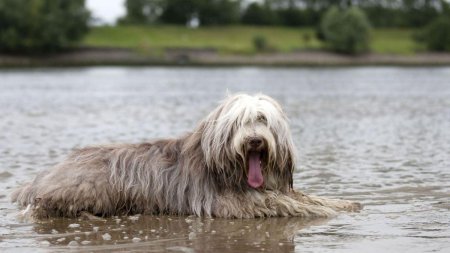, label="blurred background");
[1,1,450,253]
[1,0,450,64]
